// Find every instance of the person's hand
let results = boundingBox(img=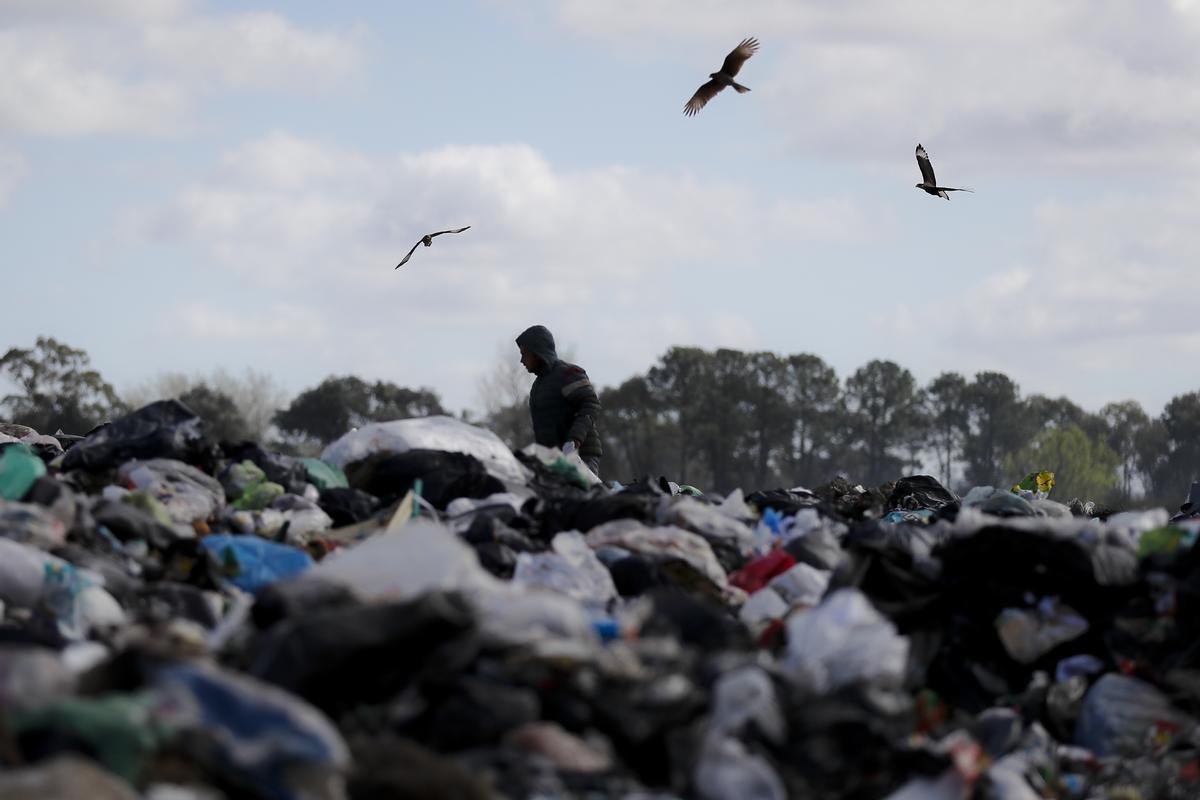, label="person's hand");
[562,440,578,457]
